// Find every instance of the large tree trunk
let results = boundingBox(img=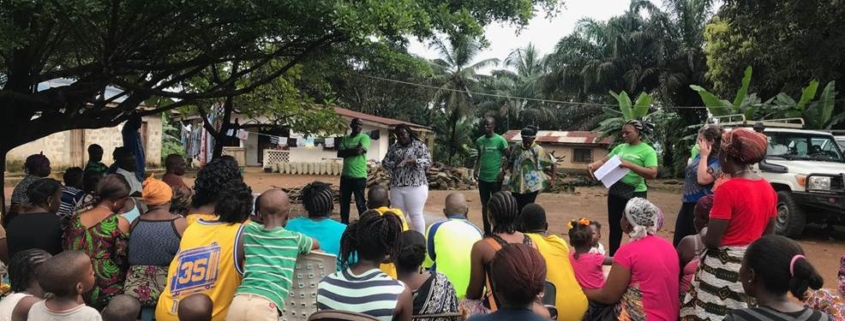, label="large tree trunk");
[212,96,234,159]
